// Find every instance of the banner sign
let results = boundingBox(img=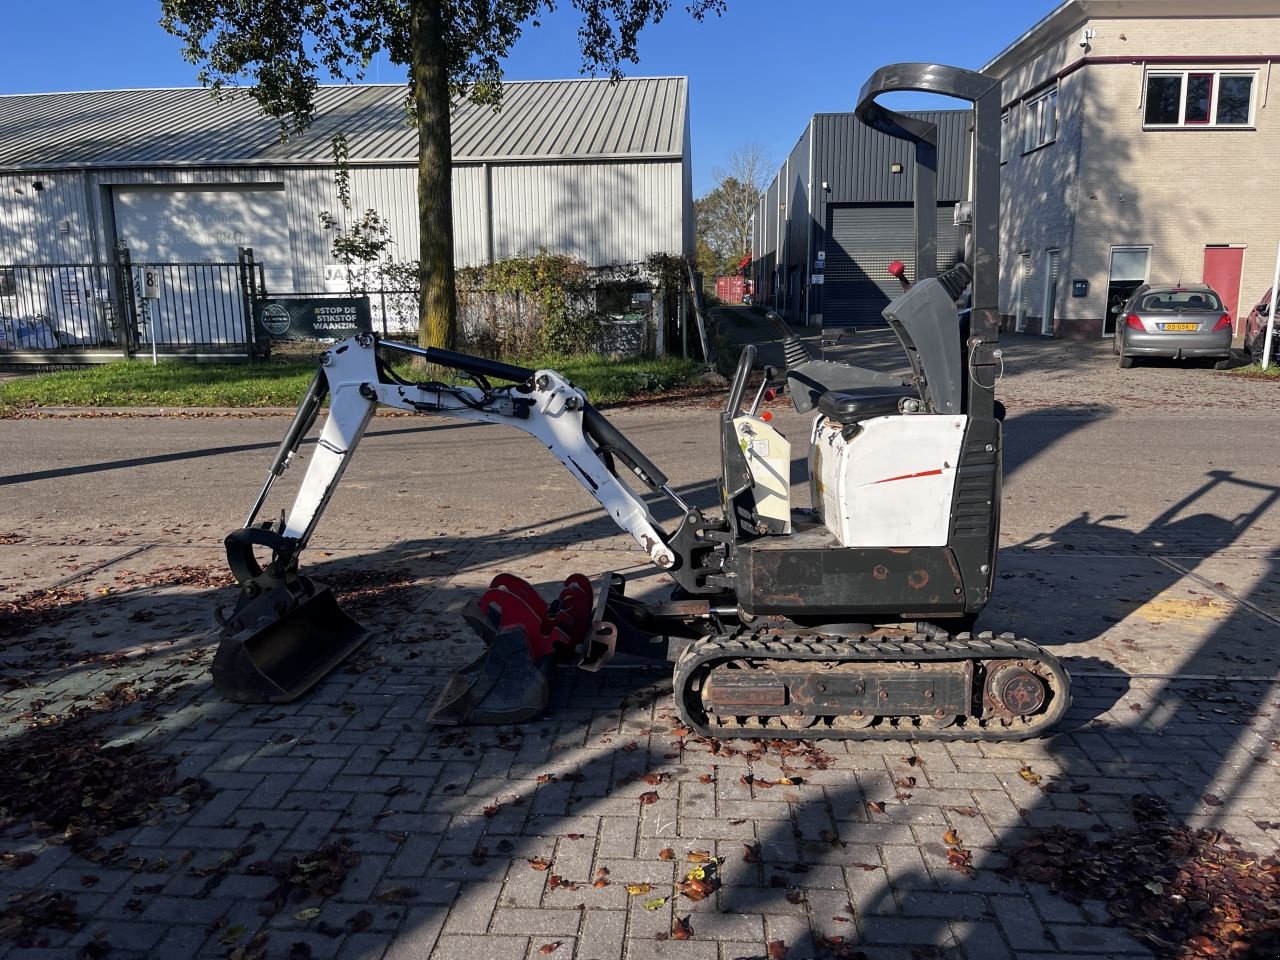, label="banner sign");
[254,297,372,341]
